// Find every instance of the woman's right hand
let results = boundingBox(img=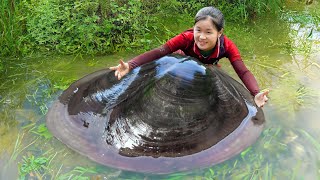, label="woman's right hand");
[109,60,130,80]
[254,90,269,108]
